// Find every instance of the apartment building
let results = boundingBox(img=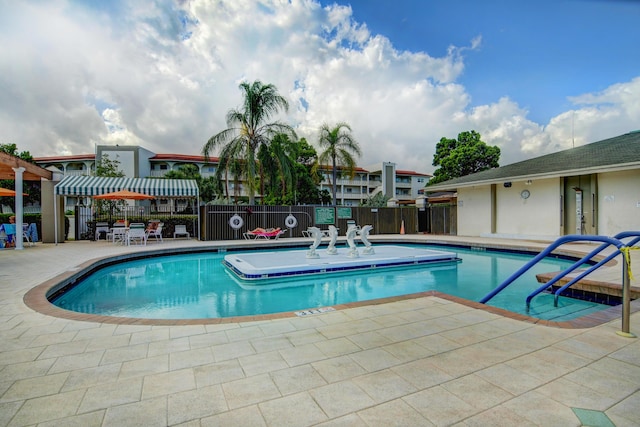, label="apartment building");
[34,145,430,209]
